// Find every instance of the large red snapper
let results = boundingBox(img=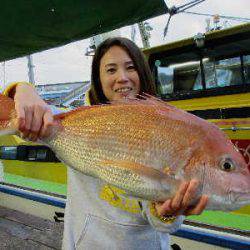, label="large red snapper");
[0,94,249,211]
